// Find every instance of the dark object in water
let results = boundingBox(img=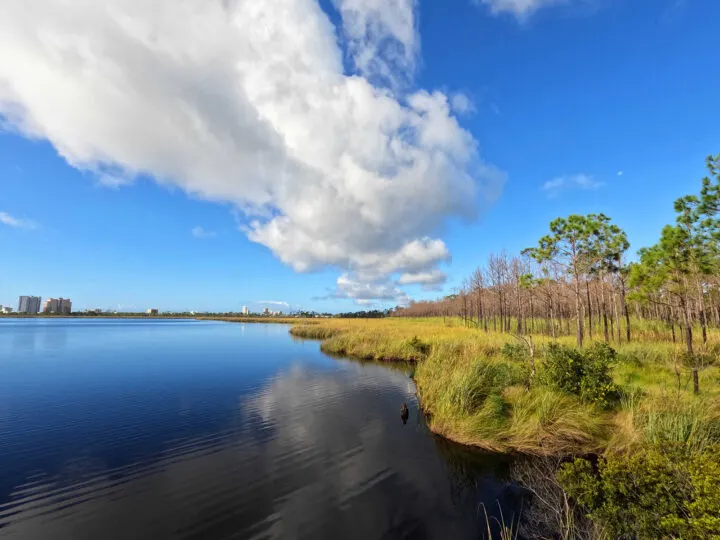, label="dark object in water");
[401,403,409,425]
